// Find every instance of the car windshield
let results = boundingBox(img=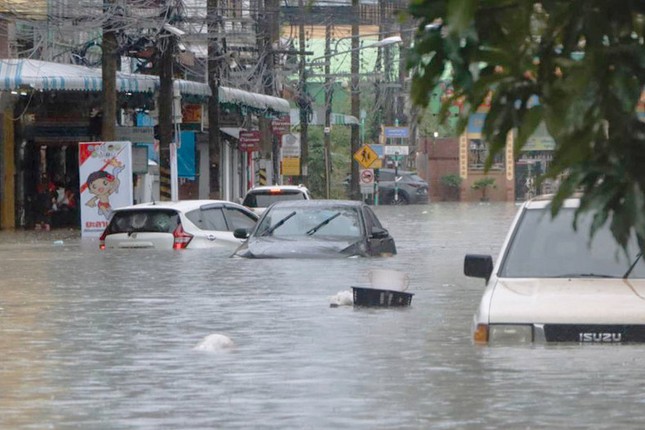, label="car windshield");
[243,190,307,208]
[256,207,362,238]
[499,207,645,278]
